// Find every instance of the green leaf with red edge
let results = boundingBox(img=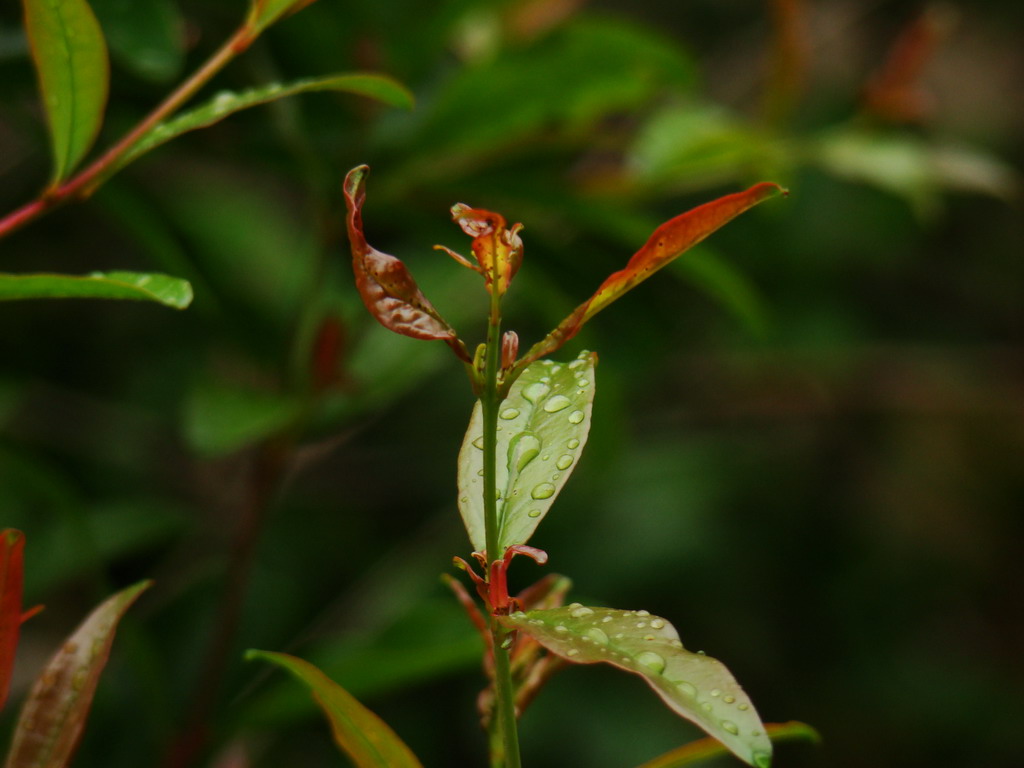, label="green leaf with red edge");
[246,0,319,34]
[246,650,423,768]
[343,165,469,362]
[502,604,773,768]
[636,721,820,768]
[118,75,413,172]
[0,530,25,713]
[3,580,150,768]
[519,182,785,367]
[22,0,109,184]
